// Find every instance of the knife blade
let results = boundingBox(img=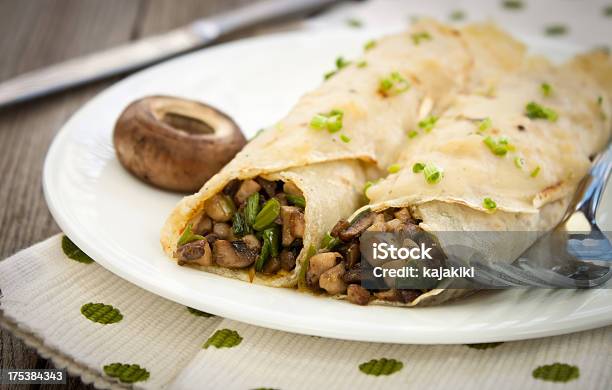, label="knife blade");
[0,0,340,108]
